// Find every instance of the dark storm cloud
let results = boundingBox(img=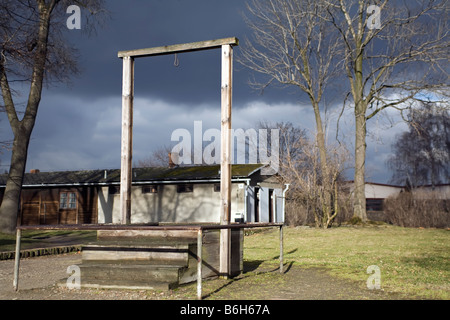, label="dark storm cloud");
[0,0,410,183]
[55,0,266,106]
